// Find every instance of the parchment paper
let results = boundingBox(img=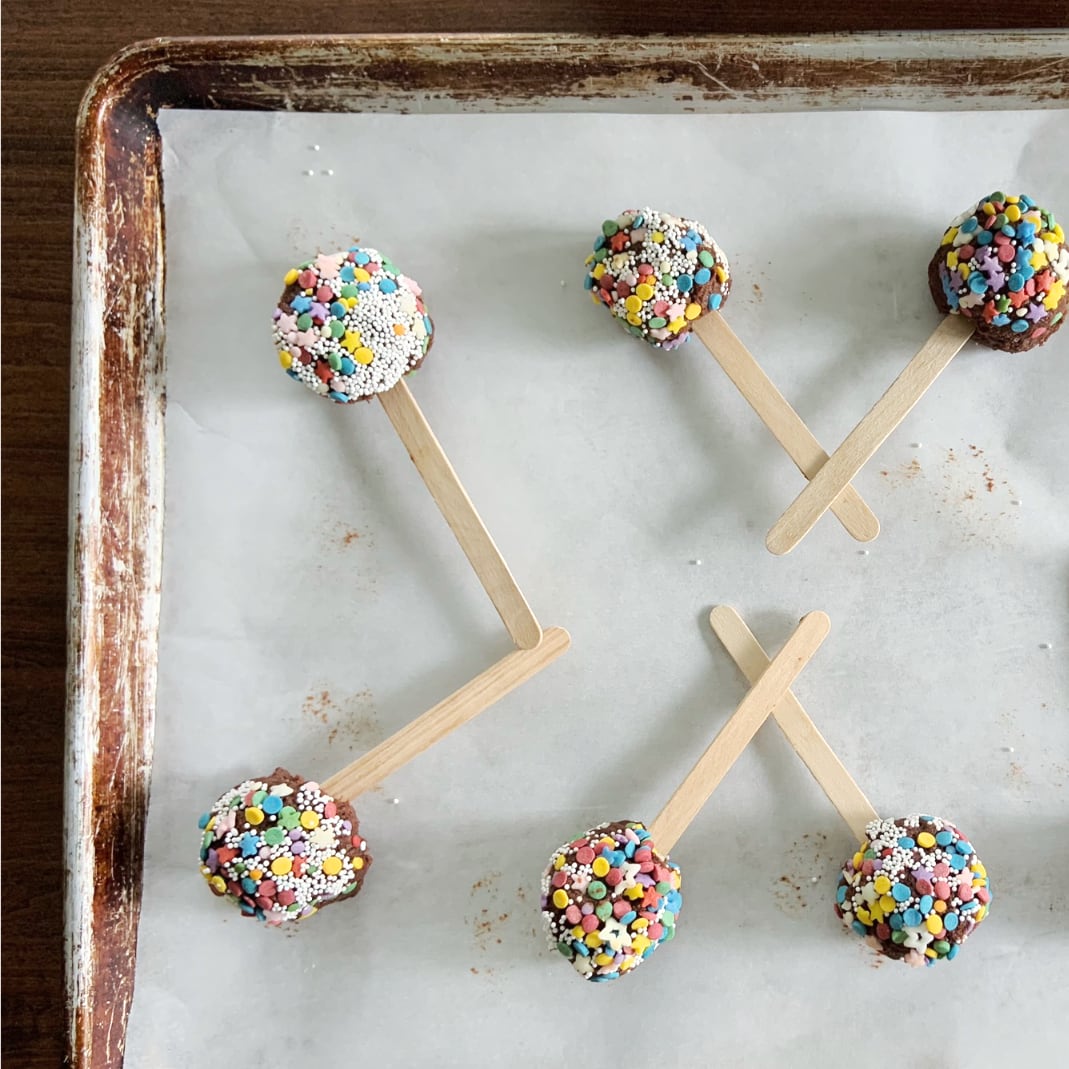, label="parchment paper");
[129,107,1069,1066]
